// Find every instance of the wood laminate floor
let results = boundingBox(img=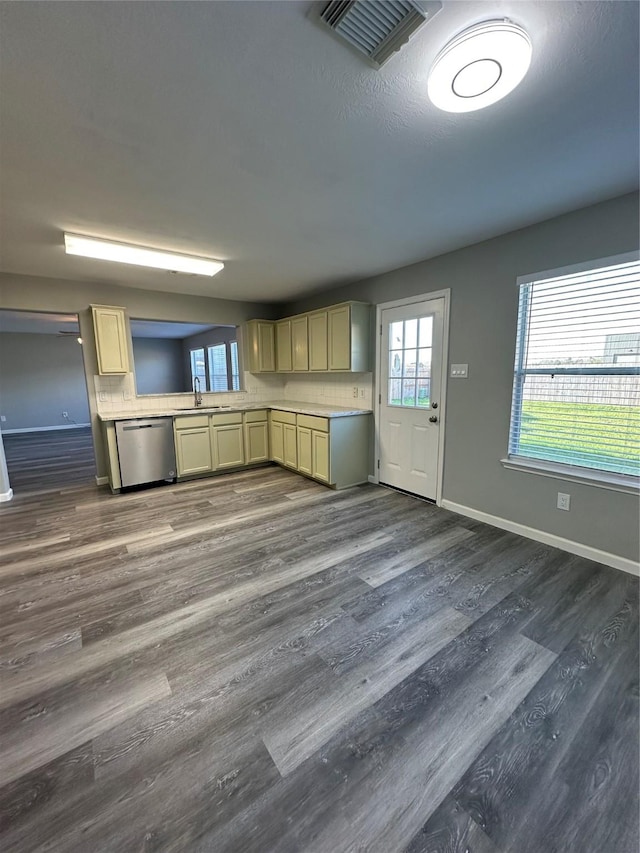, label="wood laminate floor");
[0,464,637,852]
[3,428,96,493]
